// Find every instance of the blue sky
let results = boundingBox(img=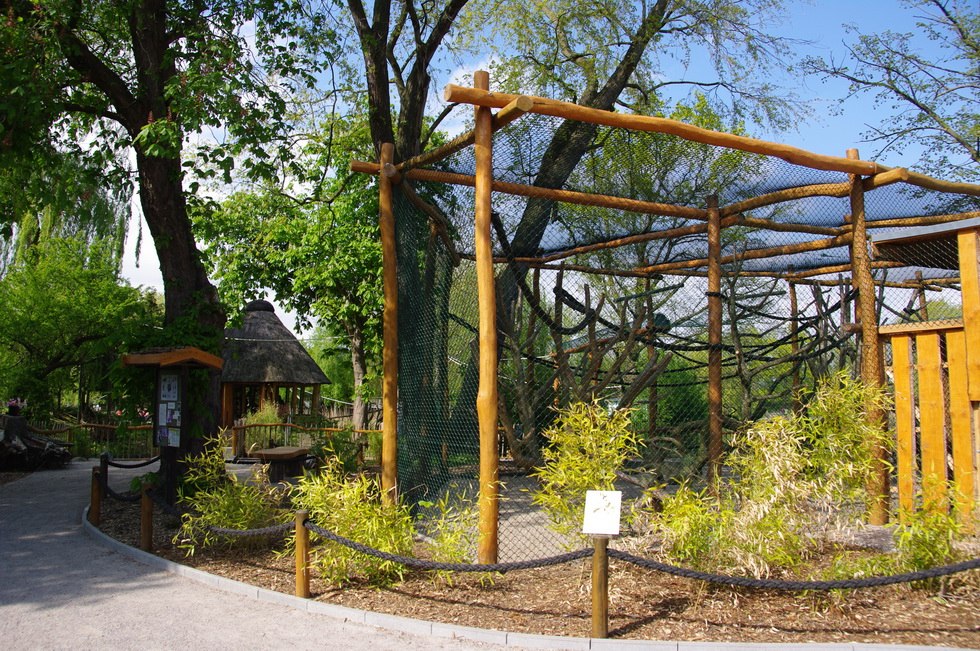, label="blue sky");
[121,0,952,331]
